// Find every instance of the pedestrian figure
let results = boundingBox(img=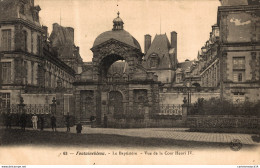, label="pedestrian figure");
[51,115,57,132]
[31,114,38,130]
[104,114,108,128]
[76,123,82,134]
[6,113,12,129]
[20,112,27,131]
[40,115,44,131]
[90,115,96,128]
[65,114,70,132]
